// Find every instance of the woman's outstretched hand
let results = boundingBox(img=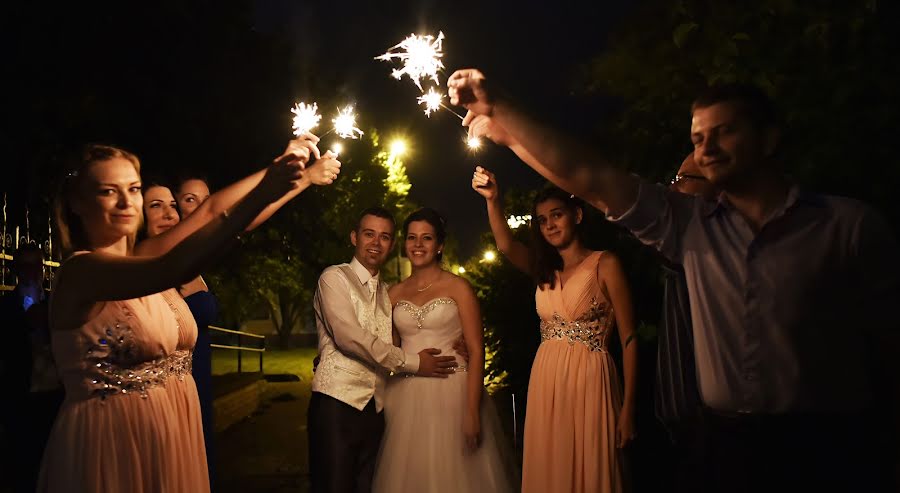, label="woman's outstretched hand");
[274,132,321,167]
[471,166,499,201]
[303,150,342,186]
